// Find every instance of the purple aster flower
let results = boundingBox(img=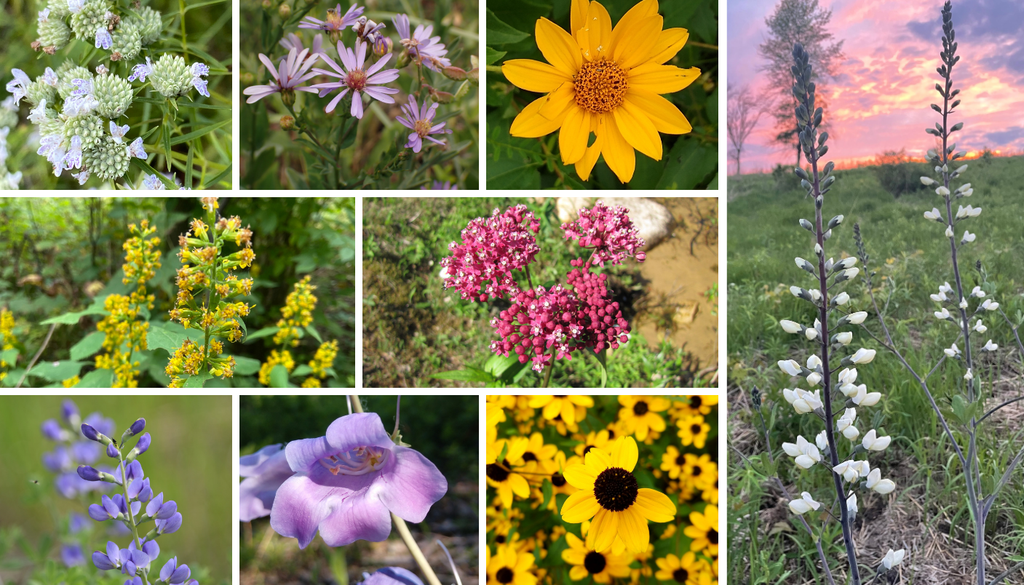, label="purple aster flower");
[6,69,31,104]
[310,39,399,119]
[61,544,86,567]
[362,567,424,585]
[397,95,451,153]
[392,14,450,71]
[269,412,447,549]
[243,47,320,104]
[280,33,326,57]
[239,443,294,522]
[299,3,363,33]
